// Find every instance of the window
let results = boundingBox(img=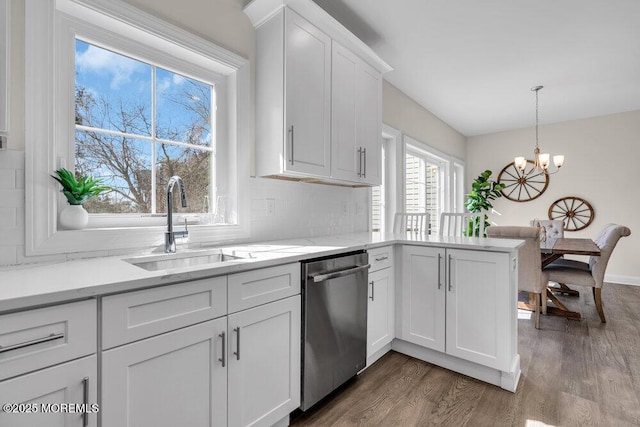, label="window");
[370,143,385,232]
[75,40,214,217]
[403,136,464,234]
[25,0,249,255]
